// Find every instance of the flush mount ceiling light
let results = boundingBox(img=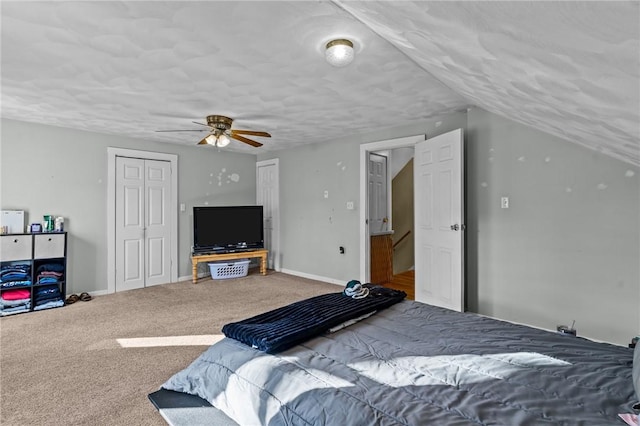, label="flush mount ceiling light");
[325,38,354,67]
